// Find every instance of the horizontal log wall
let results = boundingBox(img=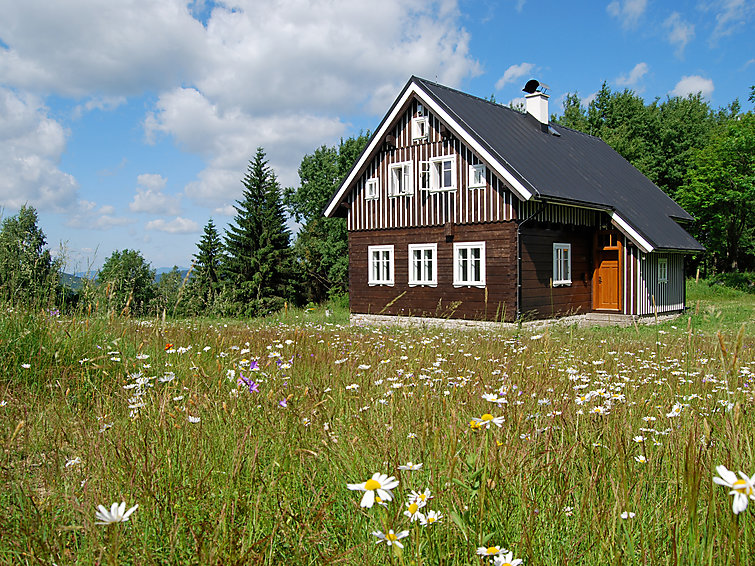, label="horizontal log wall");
[519,224,593,319]
[347,98,516,231]
[349,223,518,322]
